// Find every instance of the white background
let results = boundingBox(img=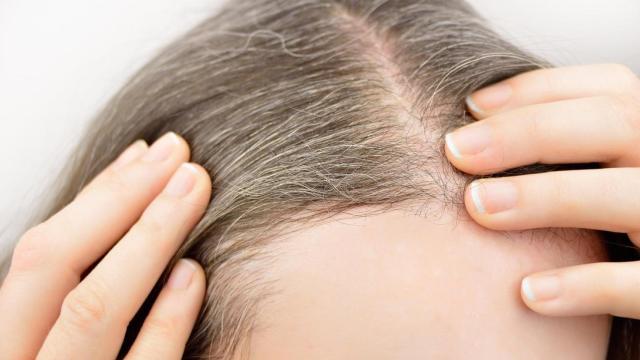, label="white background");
[1,0,639,249]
